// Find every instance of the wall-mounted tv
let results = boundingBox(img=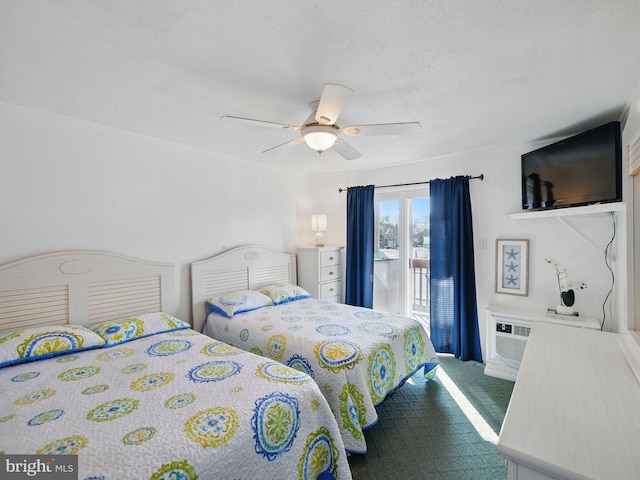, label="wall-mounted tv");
[521,121,622,211]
